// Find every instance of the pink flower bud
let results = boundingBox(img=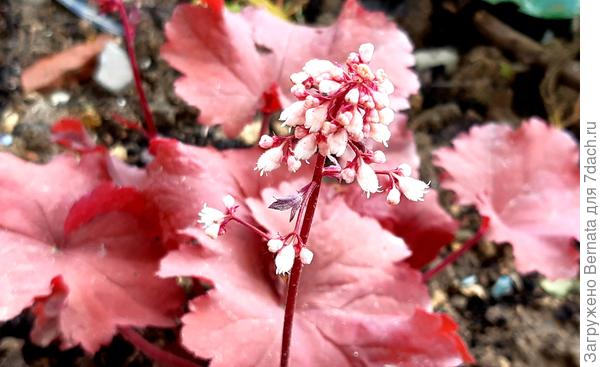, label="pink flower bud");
[321,121,337,136]
[365,109,380,123]
[337,111,352,126]
[341,167,356,183]
[291,84,307,98]
[293,134,317,161]
[259,135,274,149]
[294,126,308,139]
[304,95,320,108]
[359,43,375,63]
[373,150,386,163]
[347,109,364,138]
[299,247,314,265]
[347,52,360,64]
[386,187,401,205]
